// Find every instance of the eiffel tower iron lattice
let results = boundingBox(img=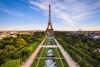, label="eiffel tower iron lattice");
[45,4,54,35]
